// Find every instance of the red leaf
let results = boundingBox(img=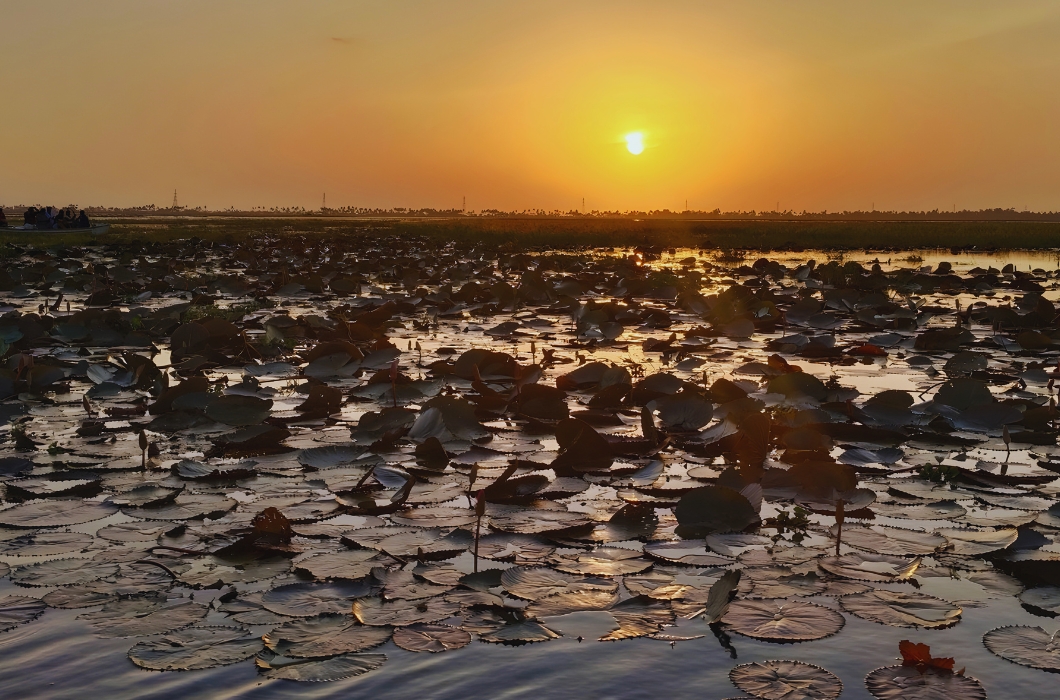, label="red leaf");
[900,640,932,664]
[899,640,955,672]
